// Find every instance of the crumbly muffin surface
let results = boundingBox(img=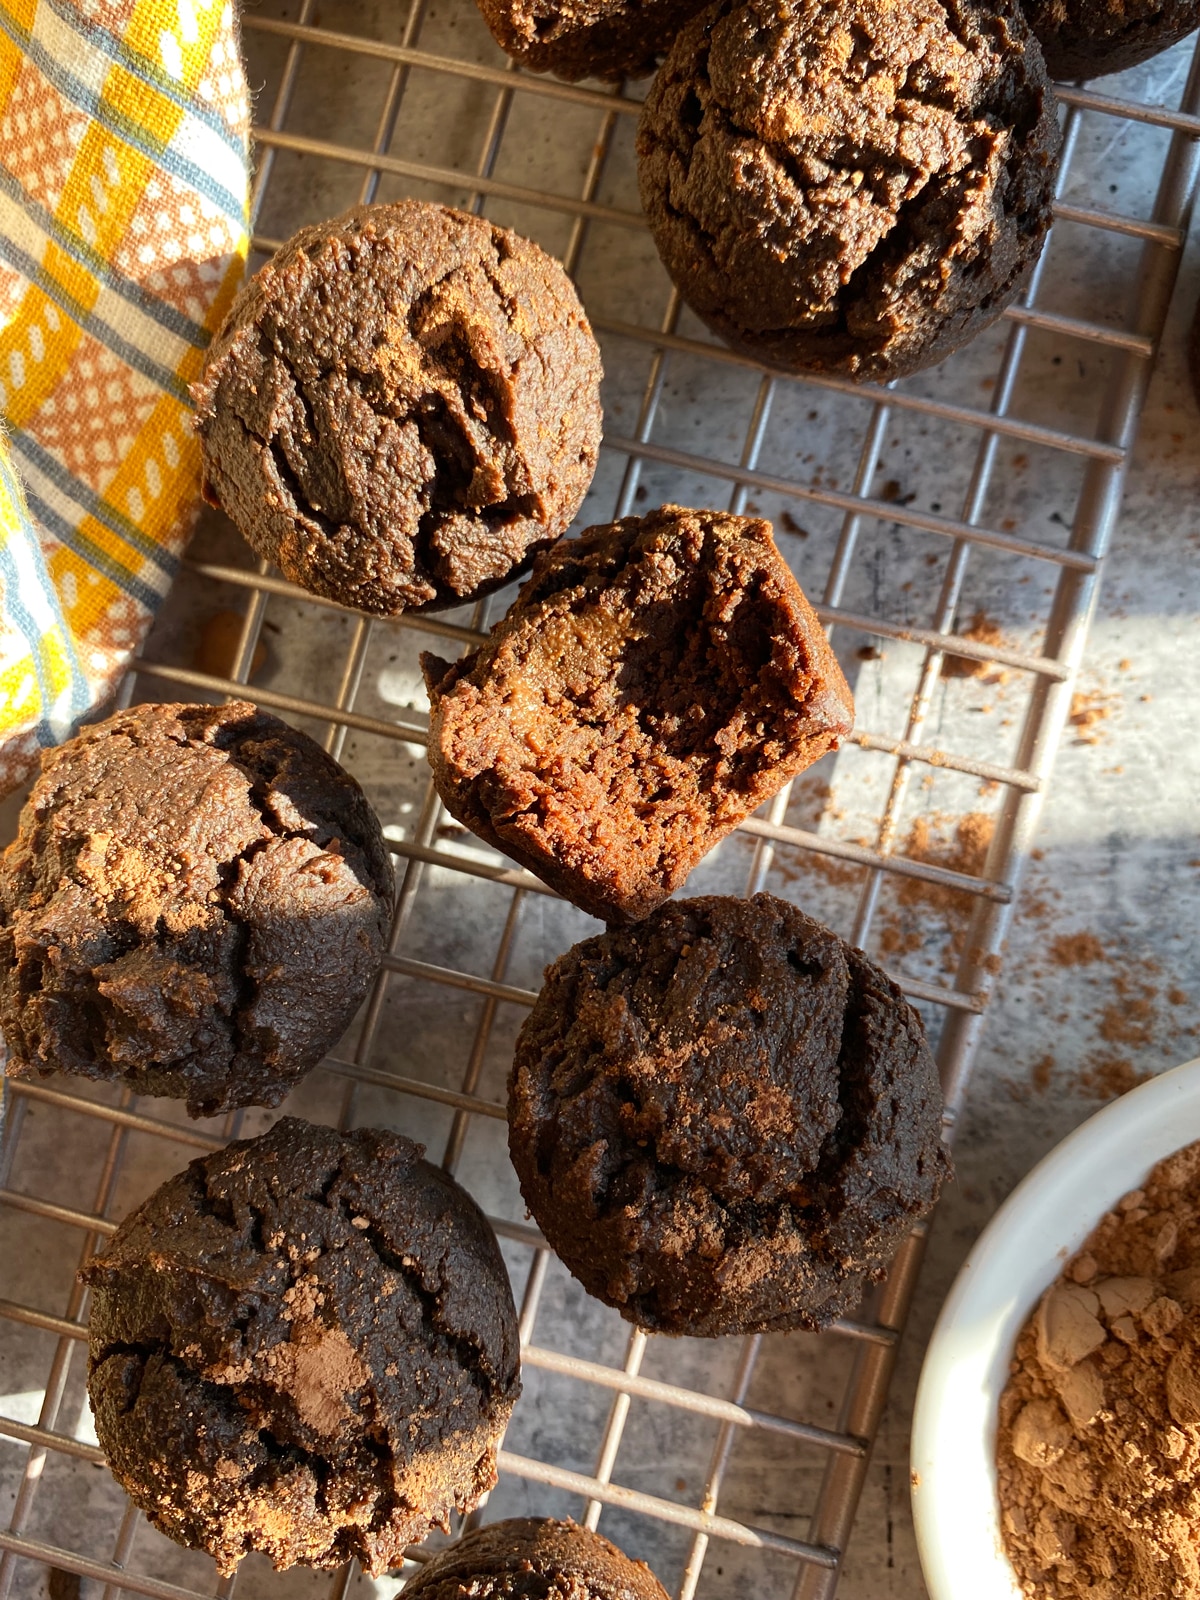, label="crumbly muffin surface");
[422,505,853,924]
[475,0,707,80]
[0,701,392,1117]
[85,1118,521,1575]
[398,1517,670,1600]
[195,201,602,615]
[1021,0,1200,79]
[508,893,951,1335]
[637,0,1061,380]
